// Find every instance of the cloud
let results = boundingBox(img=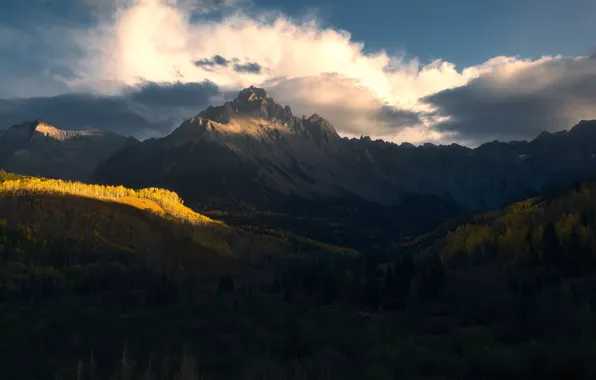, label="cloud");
[376,106,422,128]
[129,80,219,106]
[424,55,596,144]
[67,0,581,144]
[0,25,73,98]
[77,0,251,16]
[232,62,262,74]
[194,55,230,67]
[0,94,156,137]
[262,73,426,136]
[0,81,220,138]
[60,0,498,142]
[3,0,596,145]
